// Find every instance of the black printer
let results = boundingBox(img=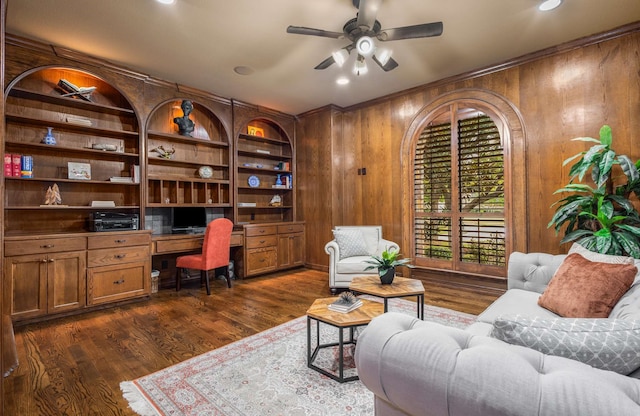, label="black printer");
[90,212,139,232]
